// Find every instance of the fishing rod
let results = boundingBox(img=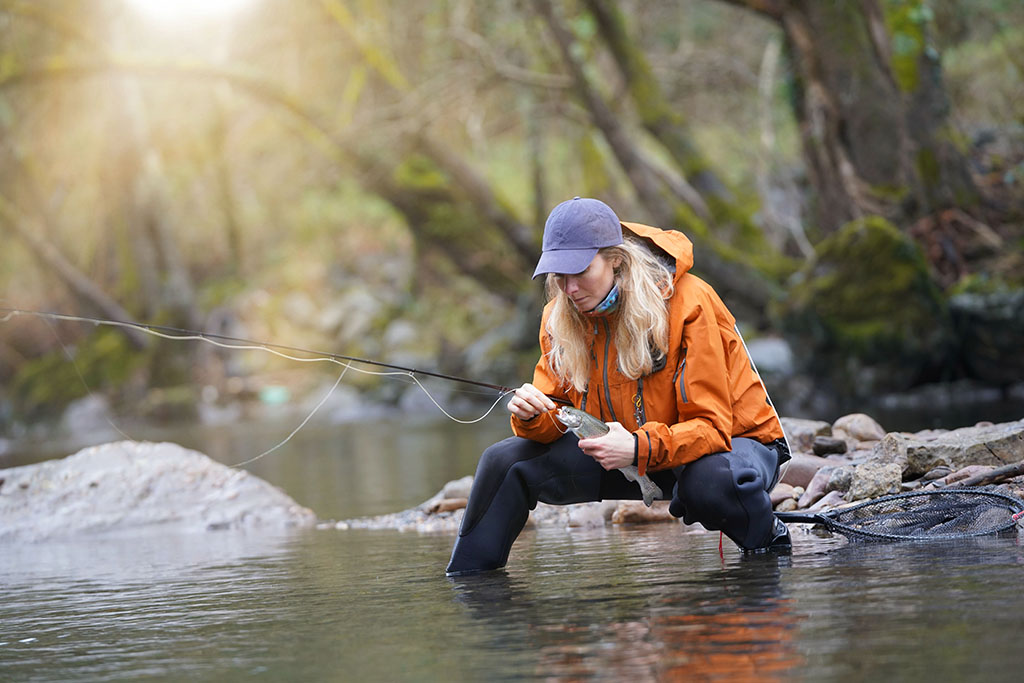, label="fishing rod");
[0,306,515,394]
